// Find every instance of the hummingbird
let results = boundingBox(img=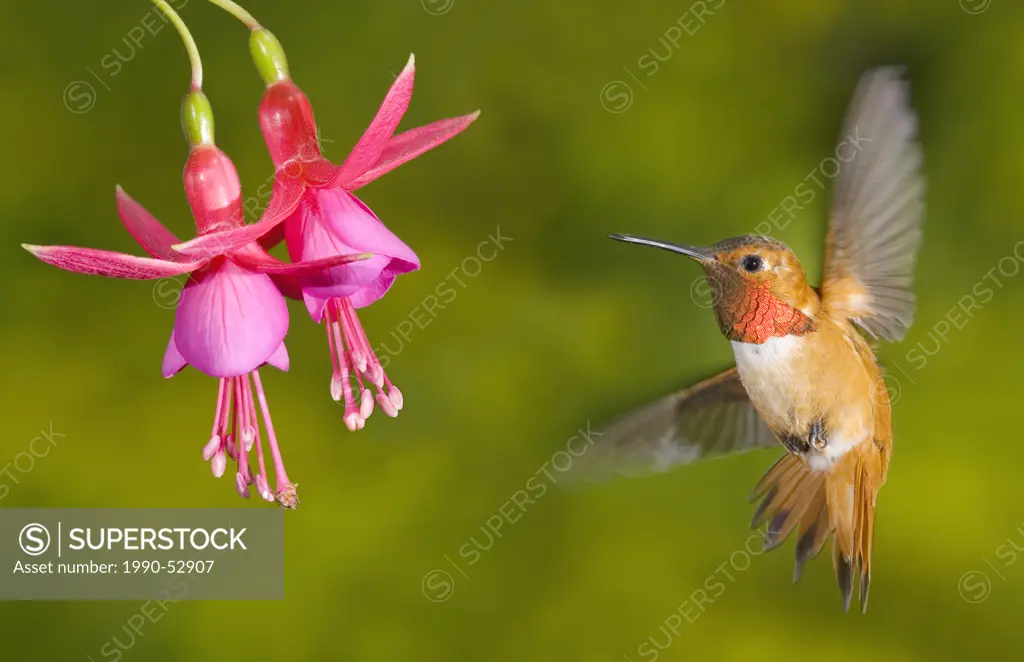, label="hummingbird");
[597,68,924,612]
